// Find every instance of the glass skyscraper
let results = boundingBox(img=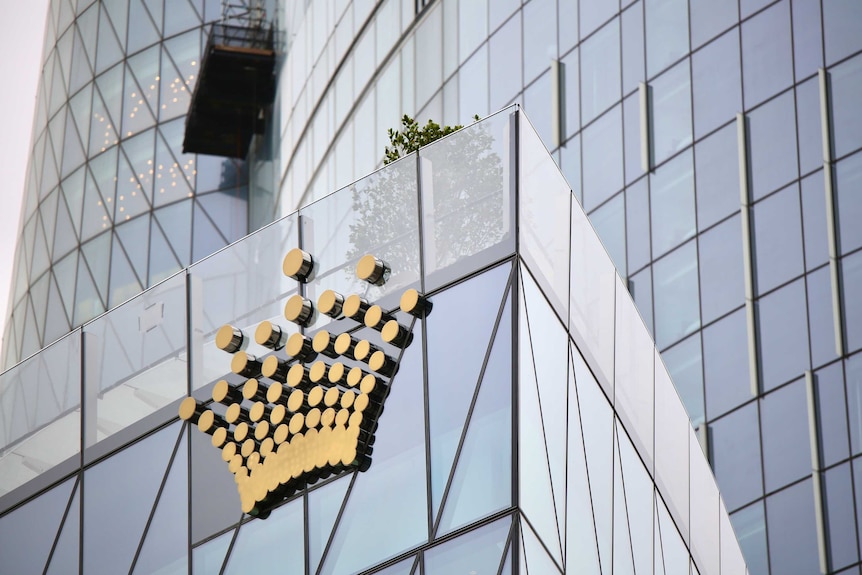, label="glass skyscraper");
[3,0,862,574]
